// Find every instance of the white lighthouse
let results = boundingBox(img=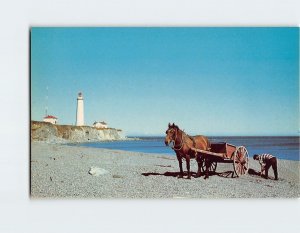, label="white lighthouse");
[76,92,84,126]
